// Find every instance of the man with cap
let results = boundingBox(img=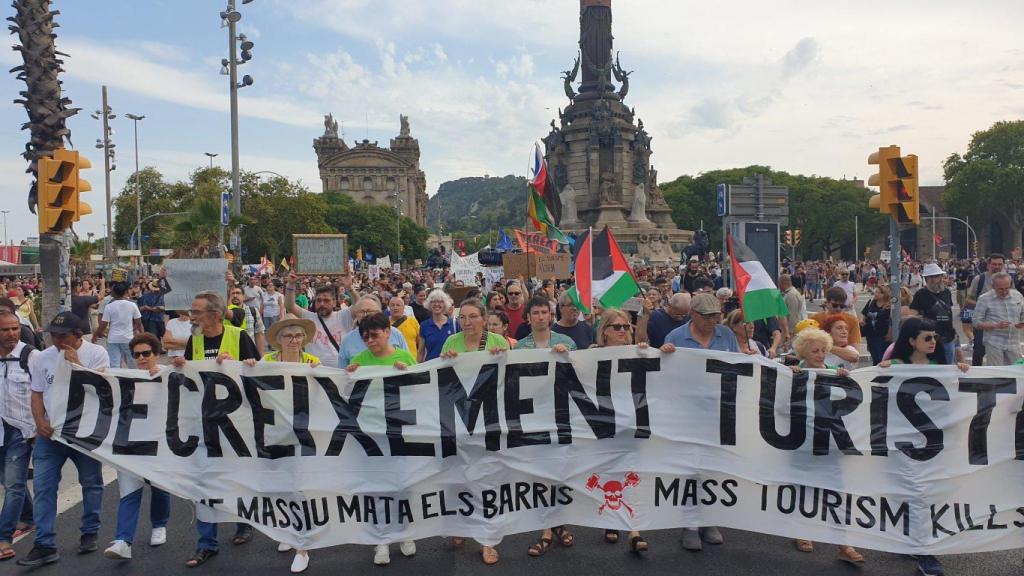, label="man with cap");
[909,262,962,364]
[664,293,738,552]
[18,312,110,566]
